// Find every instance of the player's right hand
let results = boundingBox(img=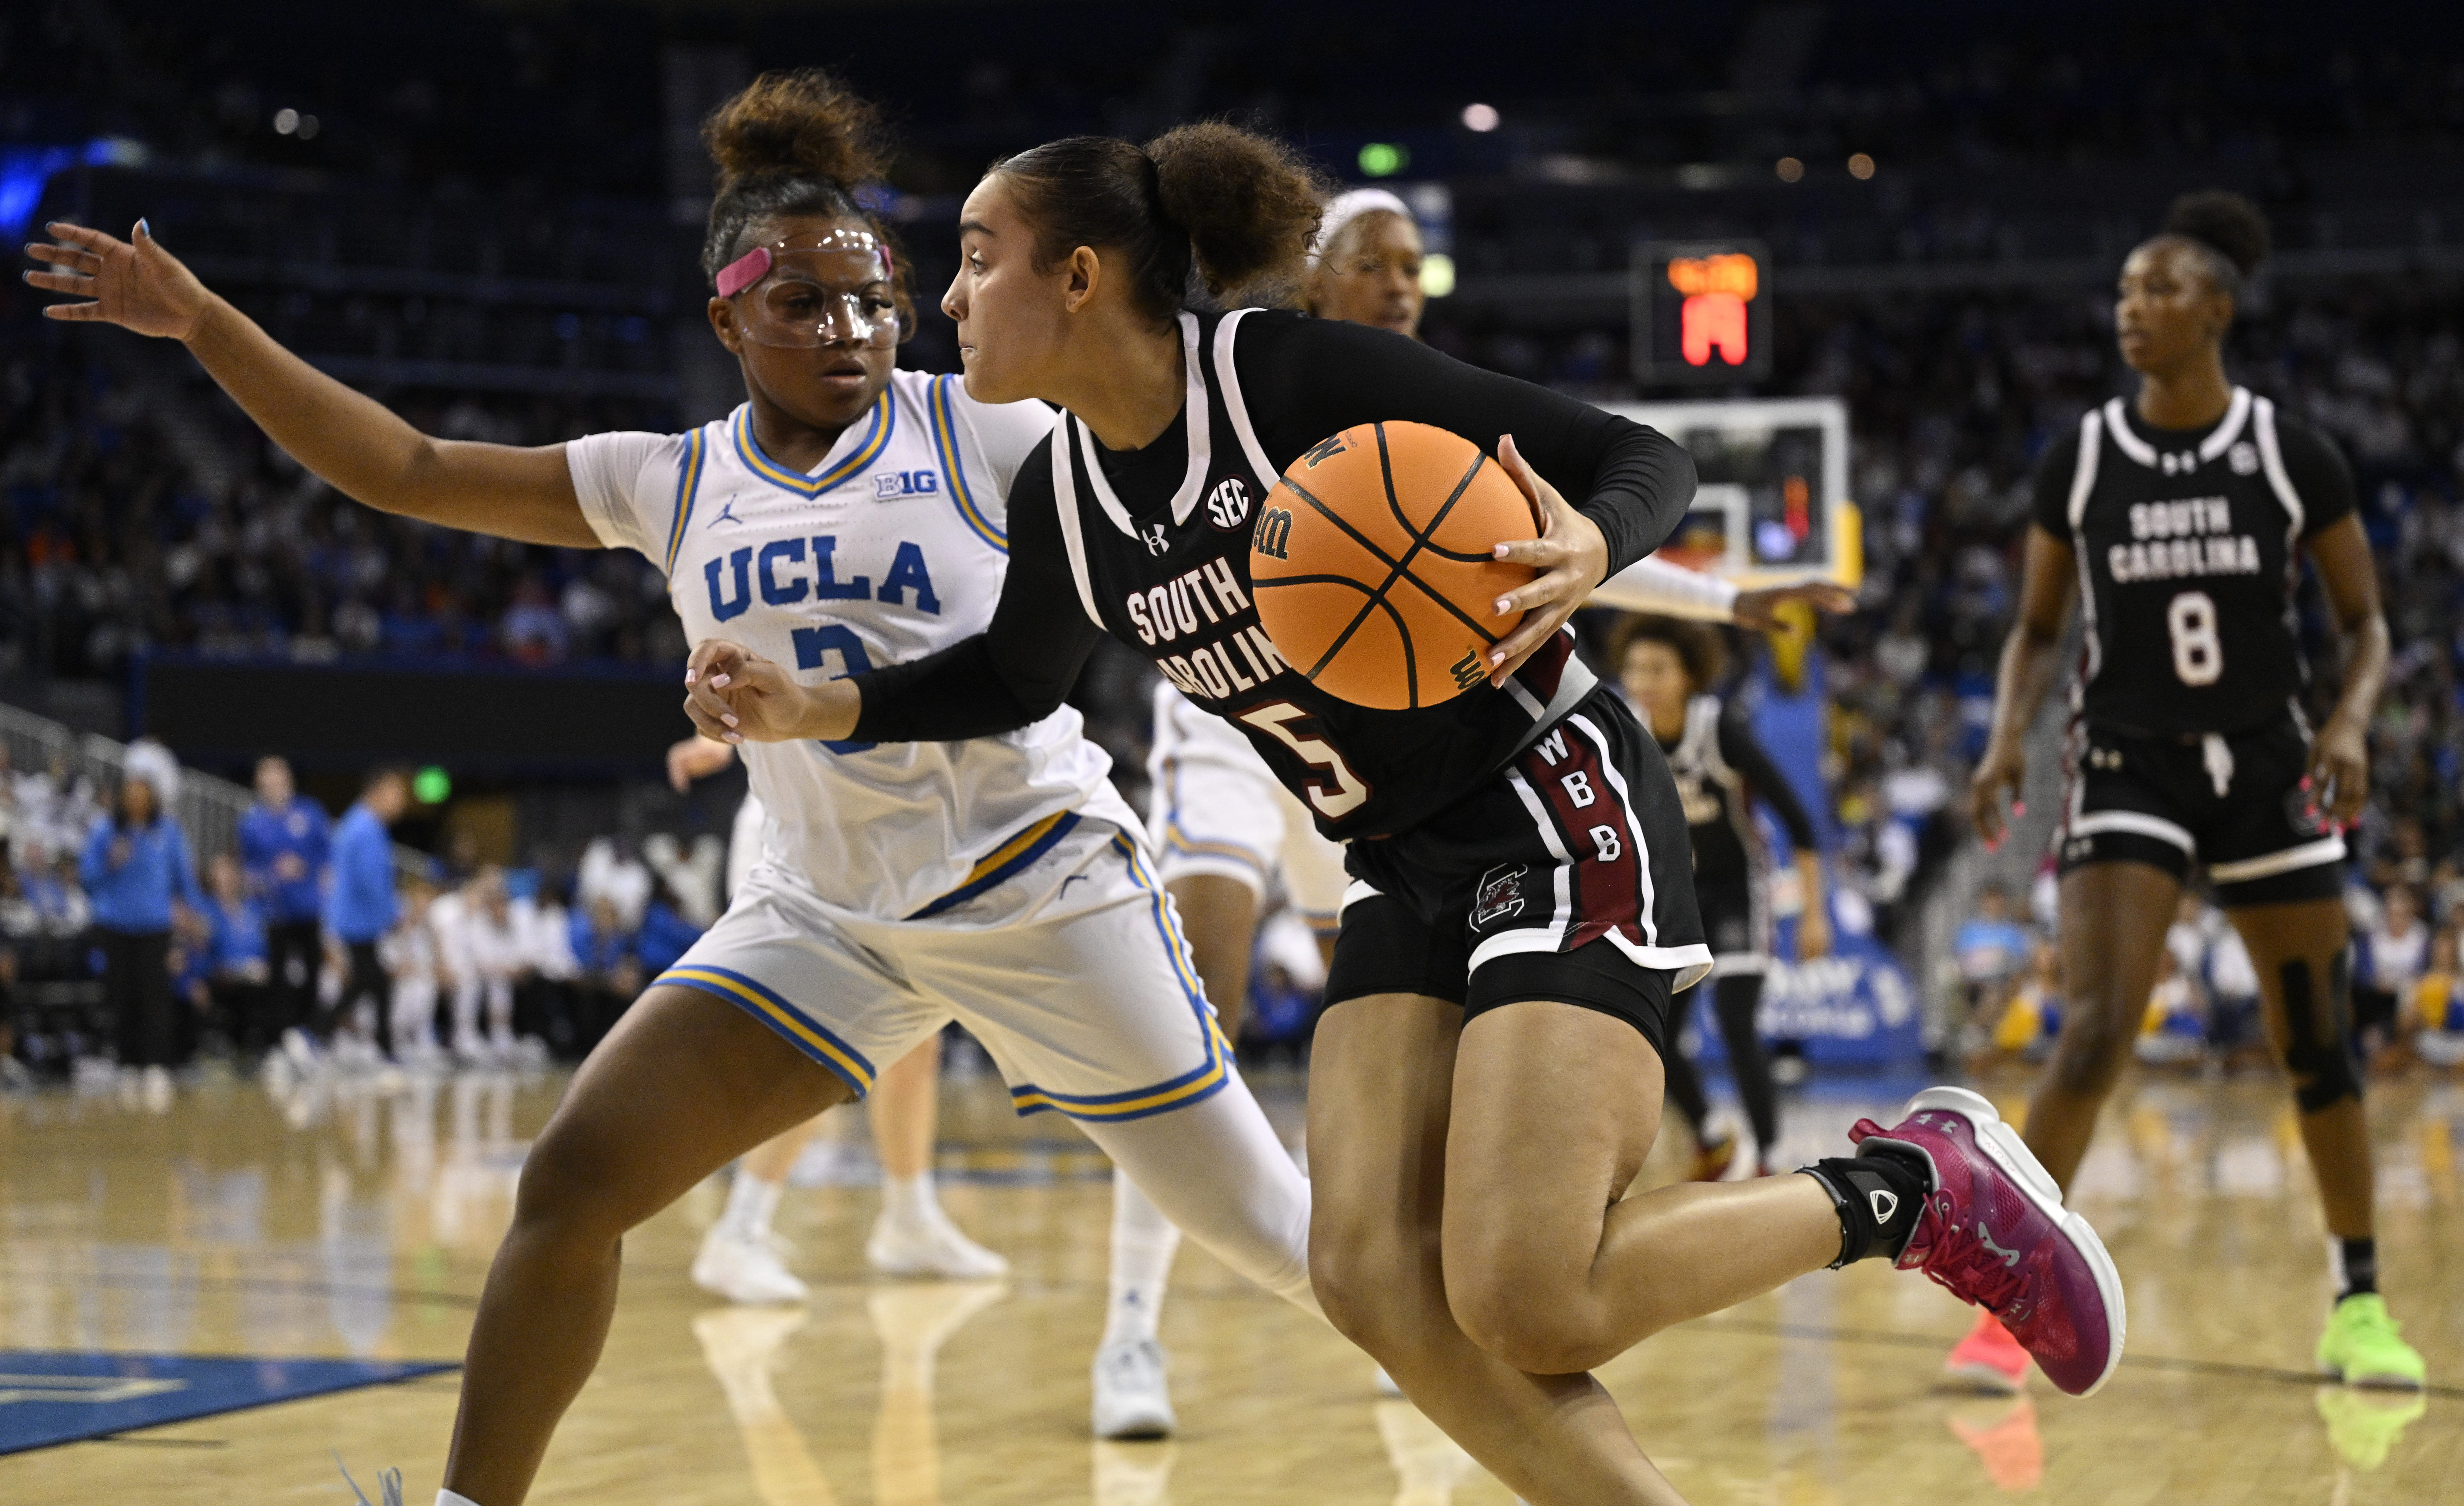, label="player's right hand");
[1968,741,2027,849]
[24,220,214,340]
